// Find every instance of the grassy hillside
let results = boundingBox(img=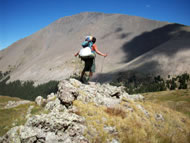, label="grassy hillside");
[74,99,190,143]
[0,96,47,136]
[143,89,190,118]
